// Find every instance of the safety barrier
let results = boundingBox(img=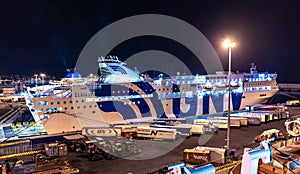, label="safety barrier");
[0,150,44,160]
